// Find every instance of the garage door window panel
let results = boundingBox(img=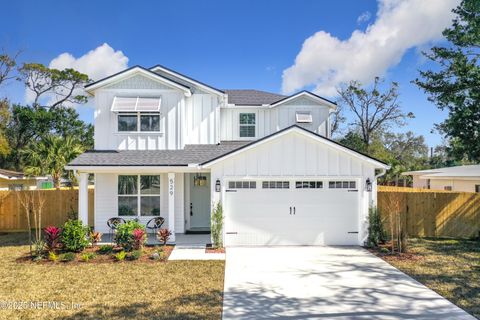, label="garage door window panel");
[262,181,290,189]
[329,181,356,189]
[228,181,256,189]
[296,181,323,189]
